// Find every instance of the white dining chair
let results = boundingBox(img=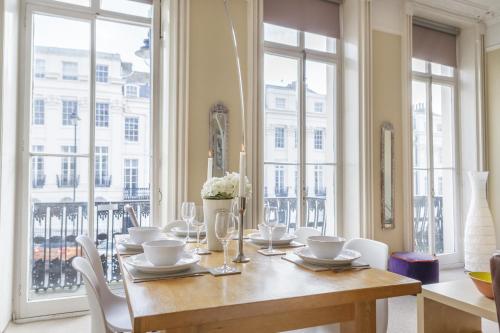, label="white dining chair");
[285,238,389,333]
[345,238,389,333]
[294,227,321,244]
[72,257,131,333]
[75,236,132,333]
